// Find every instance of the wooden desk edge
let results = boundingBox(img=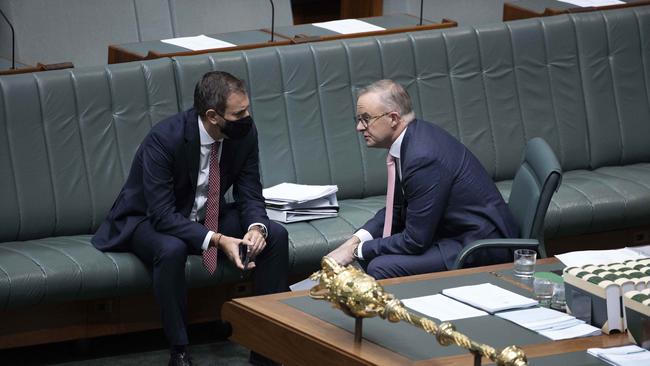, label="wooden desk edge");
[503,0,650,21]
